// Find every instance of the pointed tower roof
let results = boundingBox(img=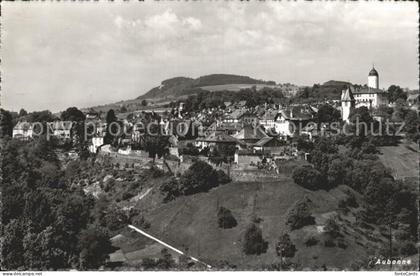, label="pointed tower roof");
[369,66,378,77]
[341,86,354,101]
